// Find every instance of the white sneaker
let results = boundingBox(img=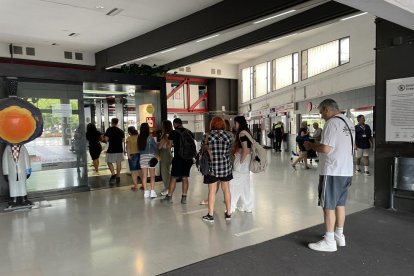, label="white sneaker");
[160,189,168,196]
[335,234,346,246]
[308,238,337,252]
[150,190,157,198]
[144,190,150,198]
